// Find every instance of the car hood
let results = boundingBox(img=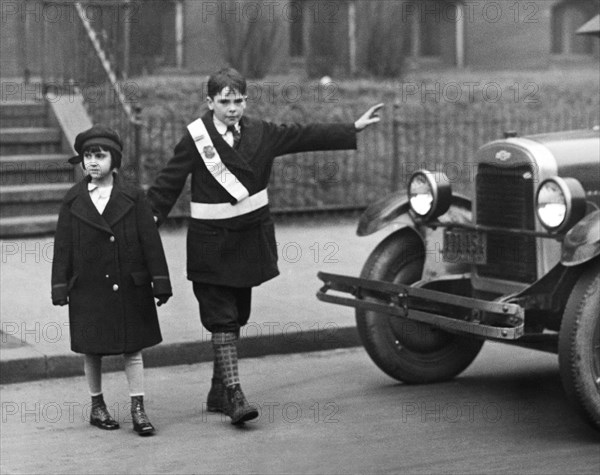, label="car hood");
[526,128,600,186]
